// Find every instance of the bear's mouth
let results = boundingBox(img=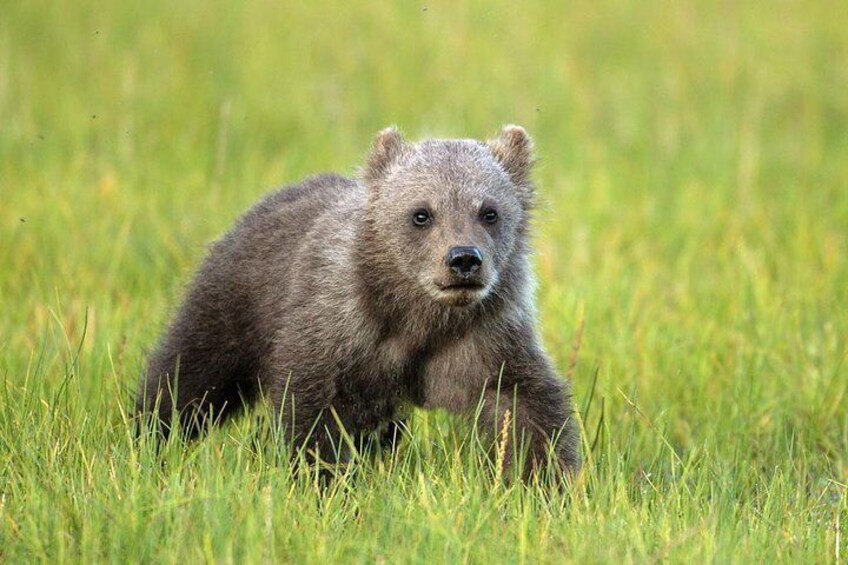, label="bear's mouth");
[431,280,489,307]
[437,281,485,292]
